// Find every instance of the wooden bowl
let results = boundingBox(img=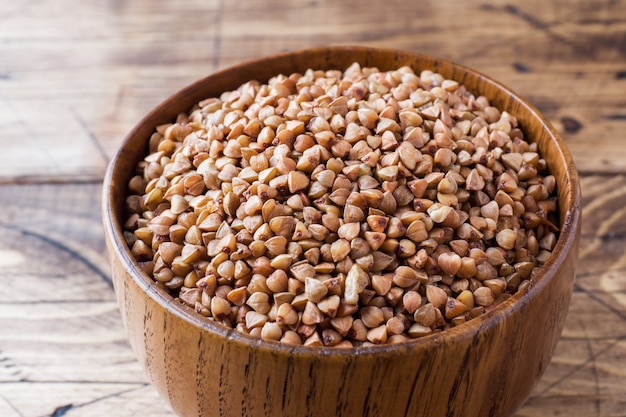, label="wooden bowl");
[102,46,581,417]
